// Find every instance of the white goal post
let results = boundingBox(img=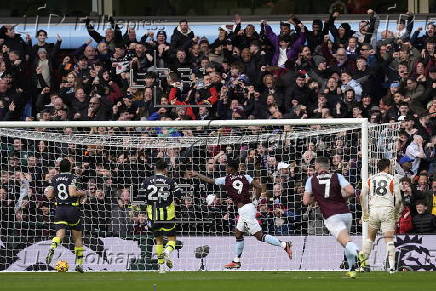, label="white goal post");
[0,118,400,271]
